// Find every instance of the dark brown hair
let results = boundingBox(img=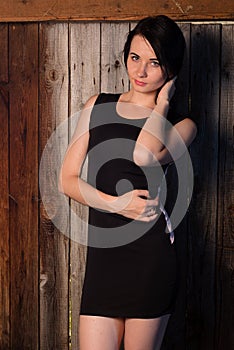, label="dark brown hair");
[123,15,186,79]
